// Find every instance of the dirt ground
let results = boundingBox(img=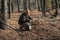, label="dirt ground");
[0,10,60,40]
